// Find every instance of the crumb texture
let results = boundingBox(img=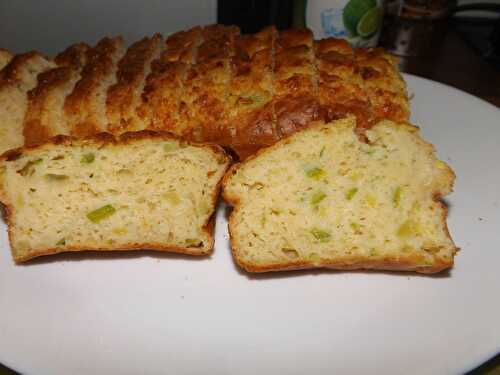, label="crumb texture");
[0,134,229,261]
[223,118,456,273]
